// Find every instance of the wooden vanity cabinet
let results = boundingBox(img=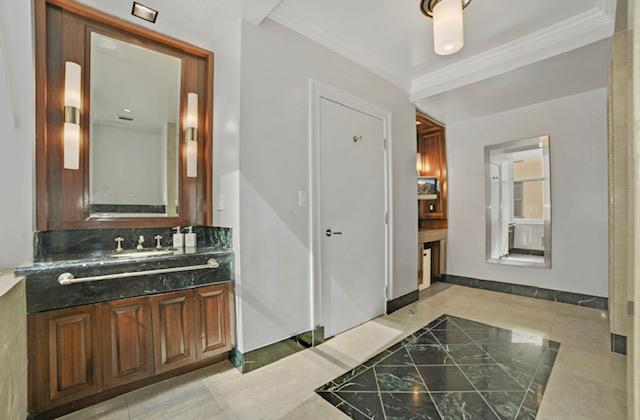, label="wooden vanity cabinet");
[99,296,154,388]
[150,290,197,374]
[28,283,233,417]
[194,284,231,359]
[28,304,103,412]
